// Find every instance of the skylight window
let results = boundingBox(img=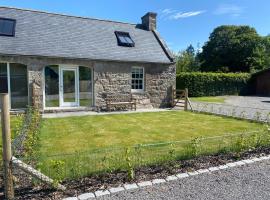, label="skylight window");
[0,18,16,37]
[115,31,135,47]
